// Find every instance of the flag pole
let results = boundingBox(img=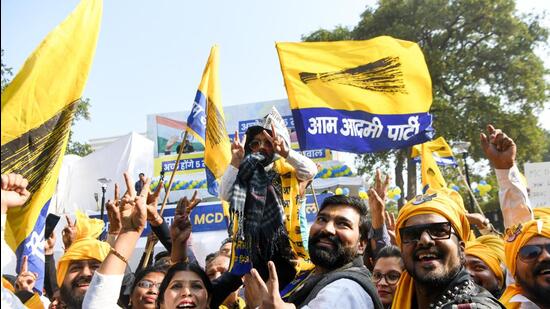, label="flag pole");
[141,131,189,269]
